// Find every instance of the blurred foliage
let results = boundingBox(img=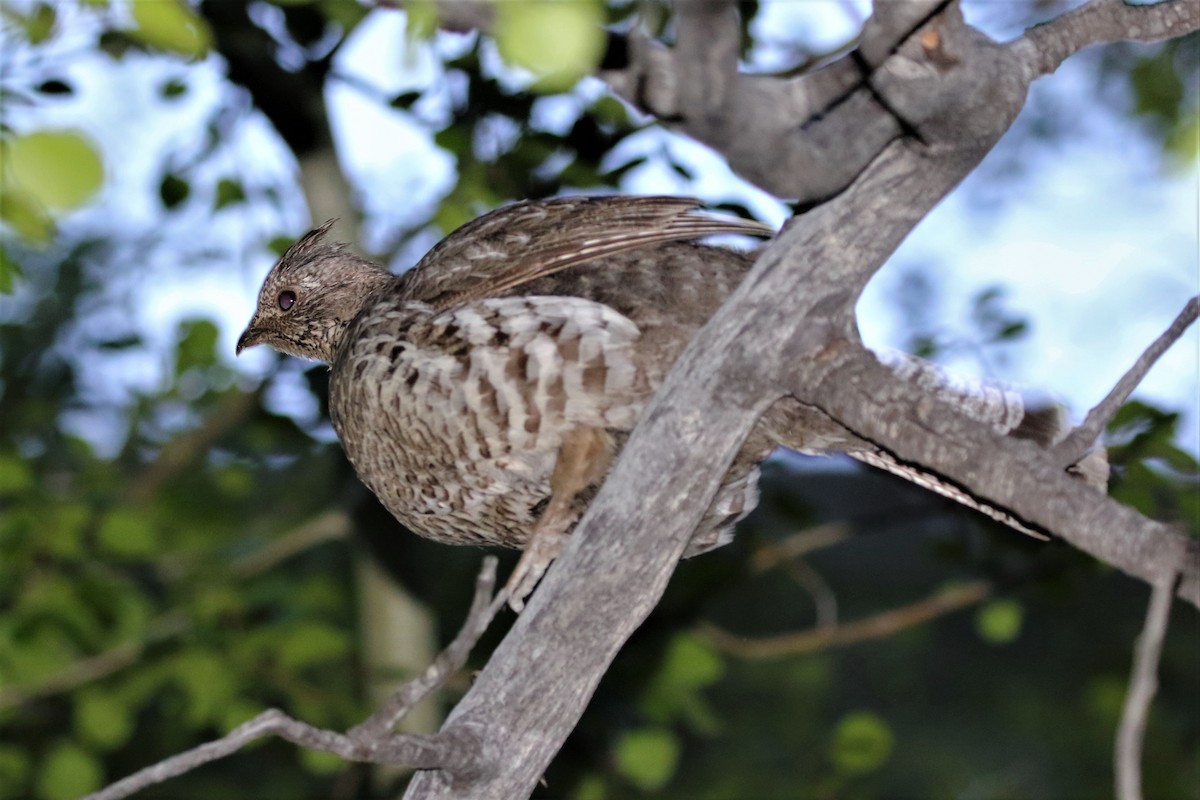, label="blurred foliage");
[0,2,1196,800]
[495,0,607,93]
